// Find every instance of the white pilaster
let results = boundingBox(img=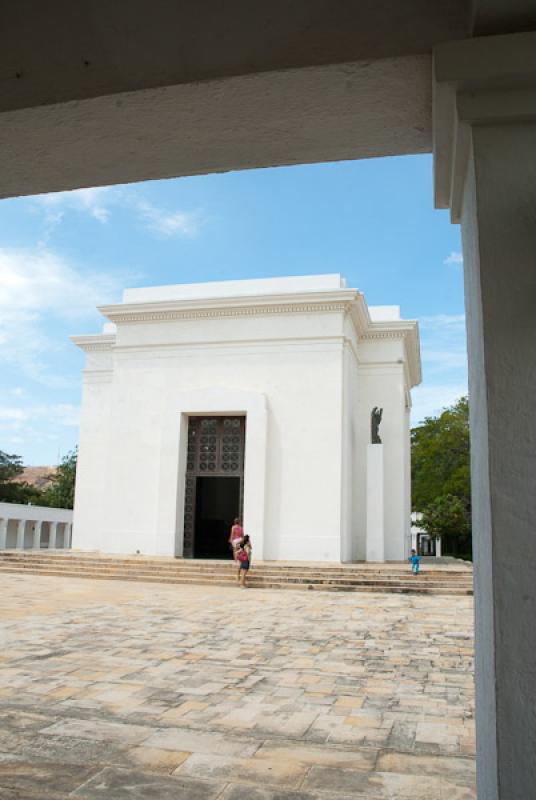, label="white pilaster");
[16,519,26,549]
[434,31,536,800]
[33,521,42,550]
[0,518,7,550]
[366,443,384,562]
[49,521,58,549]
